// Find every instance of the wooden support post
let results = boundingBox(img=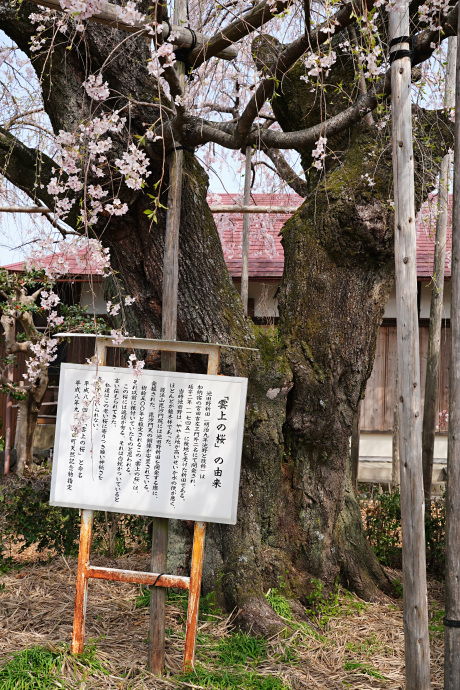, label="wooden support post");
[350,400,361,490]
[71,339,107,654]
[389,6,430,688]
[392,359,400,491]
[241,147,252,316]
[444,25,460,690]
[4,363,13,475]
[184,521,206,669]
[422,37,456,502]
[71,509,93,653]
[149,0,187,671]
